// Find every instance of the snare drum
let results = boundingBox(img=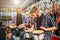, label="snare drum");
[32,30,44,40]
